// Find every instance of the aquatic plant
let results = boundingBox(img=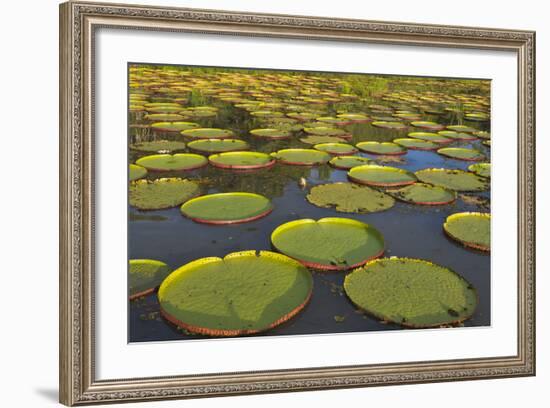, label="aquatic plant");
[443,212,490,251]
[307,182,395,213]
[348,165,417,187]
[129,259,171,300]
[129,178,200,210]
